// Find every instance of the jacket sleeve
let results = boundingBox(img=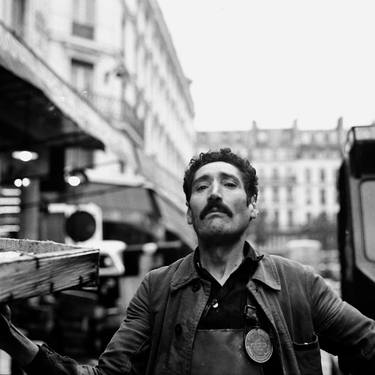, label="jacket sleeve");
[24,272,153,375]
[308,271,375,374]
[97,271,153,374]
